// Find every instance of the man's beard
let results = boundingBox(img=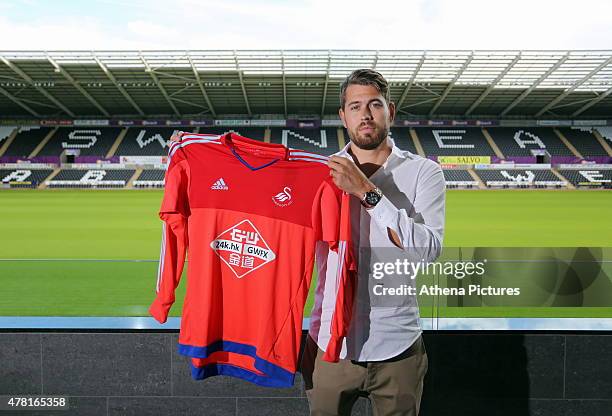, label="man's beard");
[349,124,388,150]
